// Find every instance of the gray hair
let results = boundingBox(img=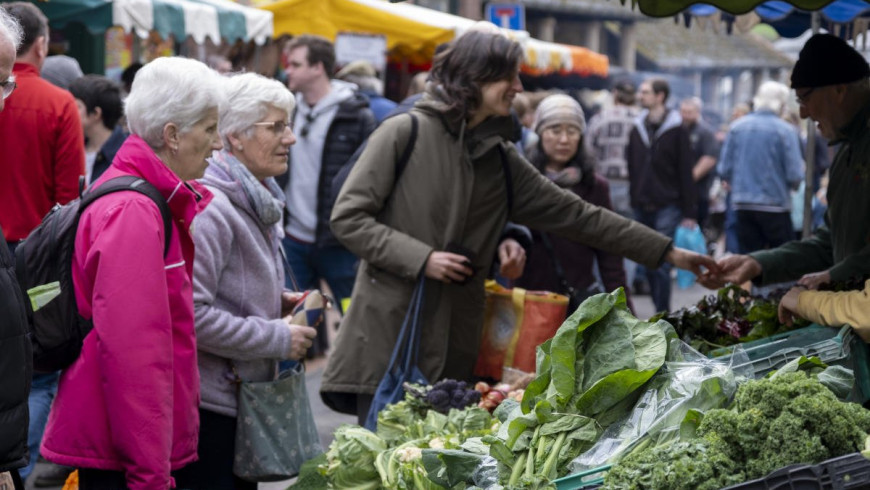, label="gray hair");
[753,81,790,114]
[845,77,870,97]
[218,72,295,148]
[125,57,224,149]
[680,96,702,111]
[0,7,22,51]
